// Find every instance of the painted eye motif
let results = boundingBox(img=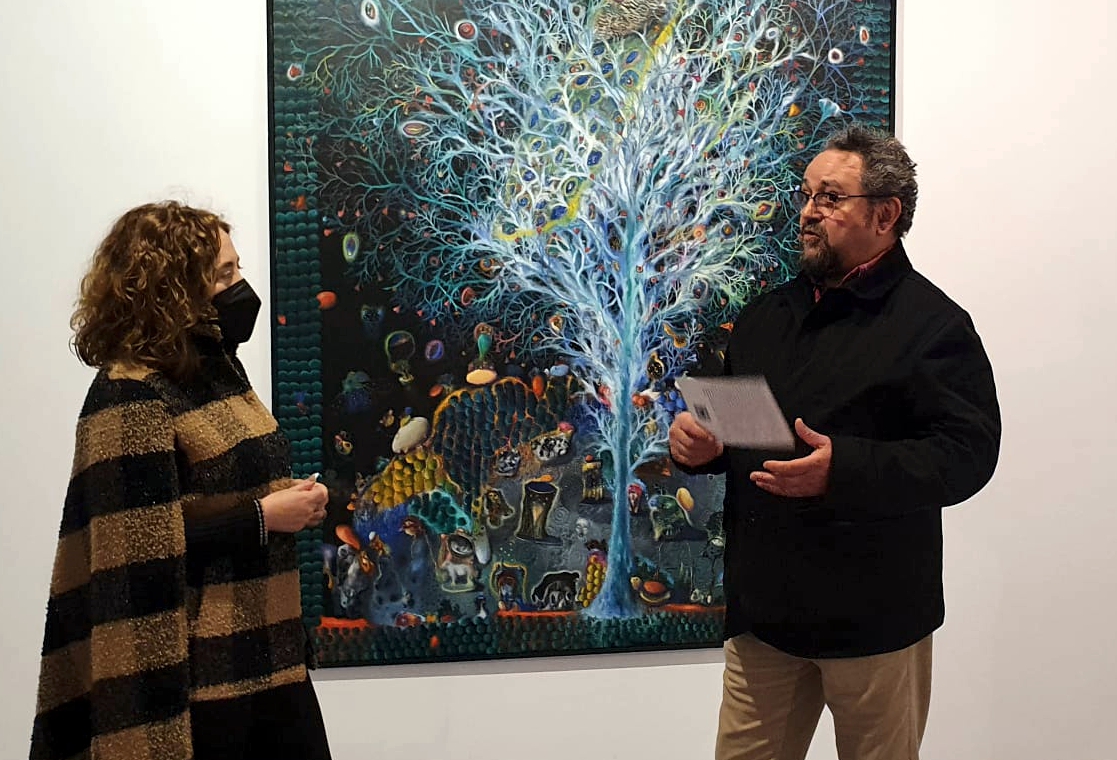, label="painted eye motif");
[358,0,380,27]
[454,19,477,40]
[342,232,361,263]
[400,121,430,138]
